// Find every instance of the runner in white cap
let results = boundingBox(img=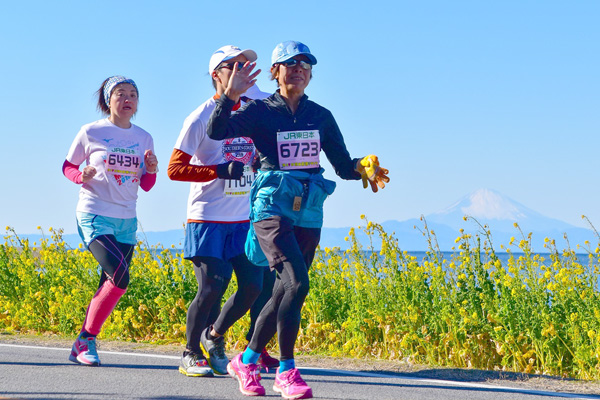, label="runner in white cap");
[168,45,278,377]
